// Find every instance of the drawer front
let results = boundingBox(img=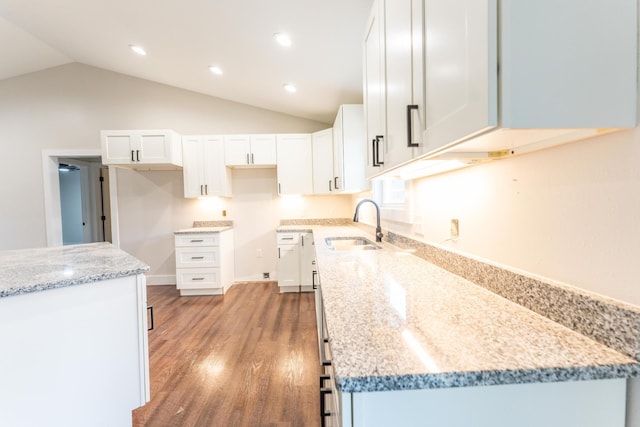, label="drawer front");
[277,232,299,245]
[175,233,220,247]
[175,247,220,268]
[176,268,221,290]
